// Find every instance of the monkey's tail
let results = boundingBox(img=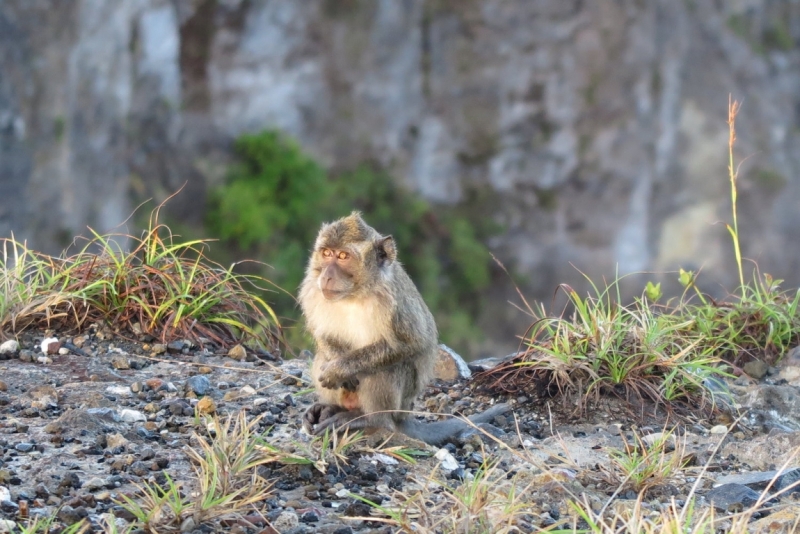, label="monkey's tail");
[397,403,510,447]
